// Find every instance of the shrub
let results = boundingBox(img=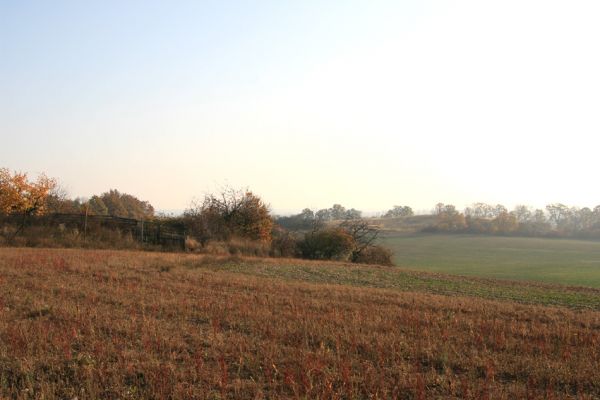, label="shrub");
[226,237,270,257]
[270,227,300,257]
[352,245,394,266]
[184,188,273,244]
[202,241,230,255]
[185,237,201,252]
[299,228,355,260]
[191,238,271,257]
